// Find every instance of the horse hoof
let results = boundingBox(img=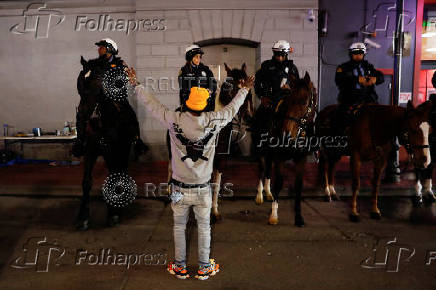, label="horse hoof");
[426,194,436,203]
[331,194,341,201]
[266,195,274,202]
[107,215,120,227]
[75,219,89,231]
[295,216,305,227]
[211,213,222,224]
[370,211,381,220]
[268,217,278,225]
[255,196,263,205]
[412,196,423,208]
[349,213,360,223]
[324,195,332,202]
